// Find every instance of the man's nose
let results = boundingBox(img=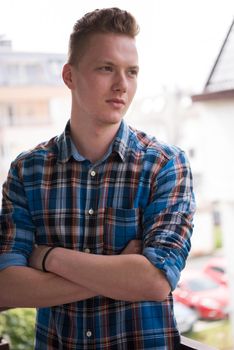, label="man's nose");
[112,72,127,93]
